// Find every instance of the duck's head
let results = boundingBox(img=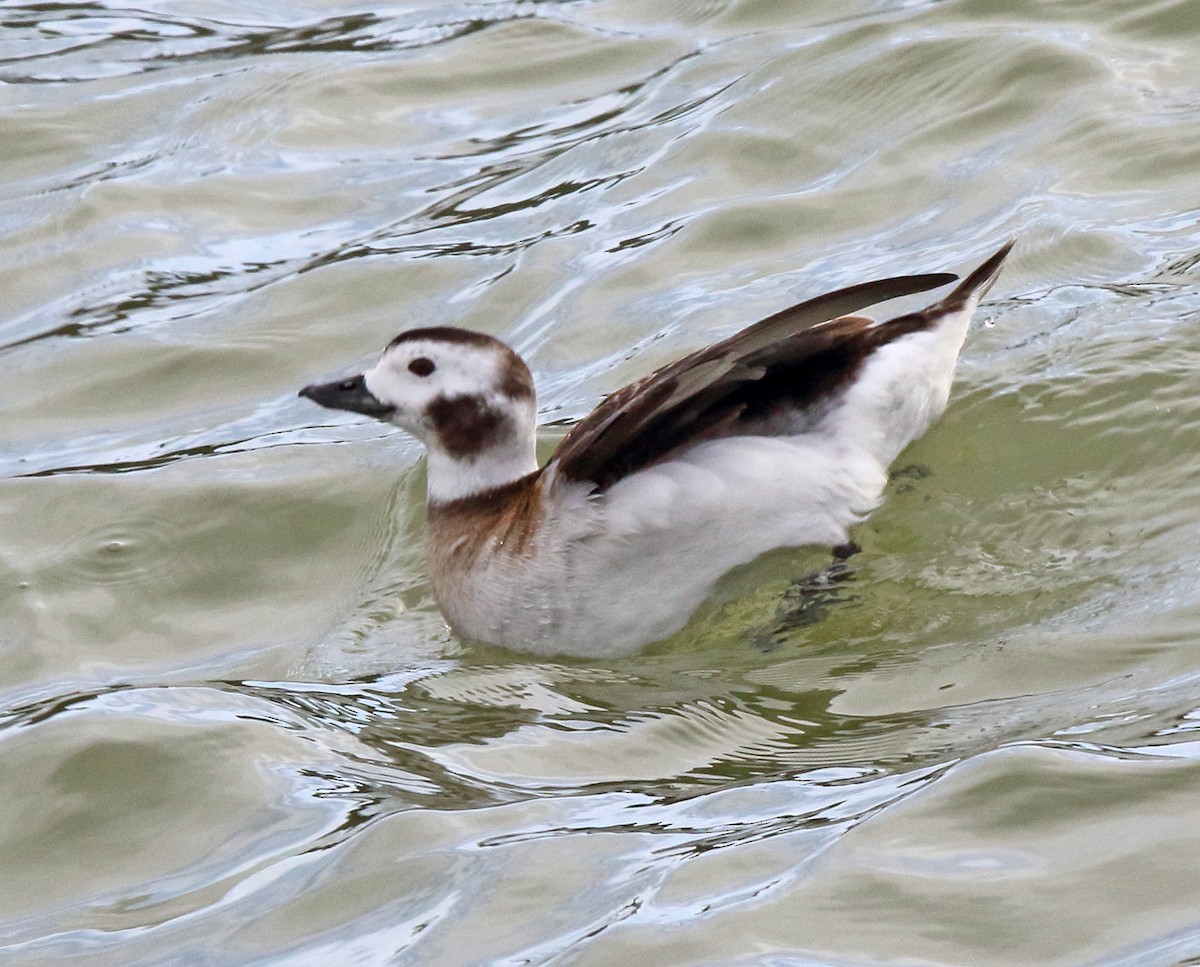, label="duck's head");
[300,327,539,503]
